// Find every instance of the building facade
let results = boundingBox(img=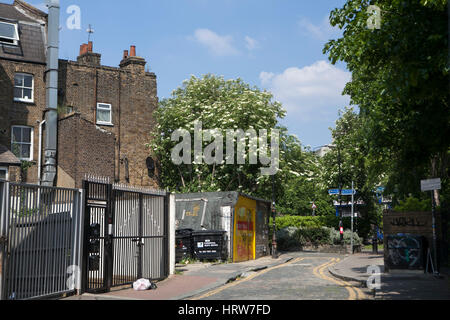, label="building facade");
[0,0,159,188]
[0,0,47,183]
